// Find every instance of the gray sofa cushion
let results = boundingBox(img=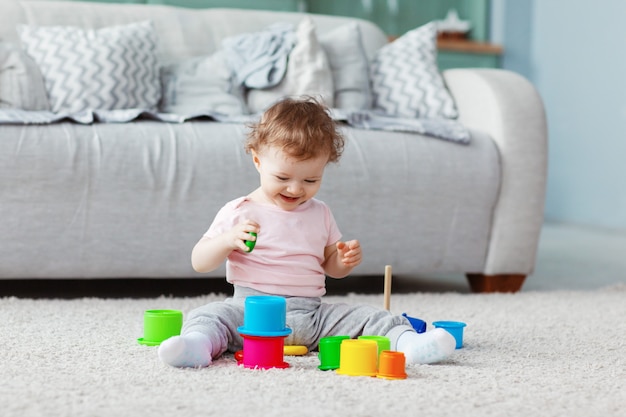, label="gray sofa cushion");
[319,22,372,110]
[0,42,49,110]
[159,51,247,116]
[0,121,497,278]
